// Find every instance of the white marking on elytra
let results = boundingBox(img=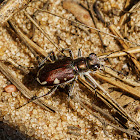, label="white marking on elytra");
[53,78,60,84]
[37,78,47,85]
[64,78,67,81]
